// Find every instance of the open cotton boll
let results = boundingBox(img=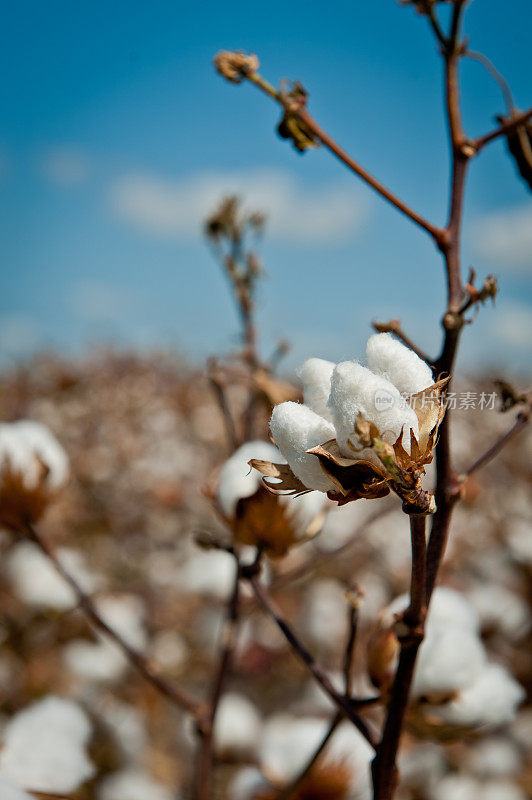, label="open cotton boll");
[213,693,262,757]
[259,715,329,784]
[412,627,486,698]
[228,767,270,800]
[13,421,69,490]
[328,722,373,796]
[98,769,174,800]
[270,402,336,492]
[465,737,522,779]
[0,696,94,793]
[0,778,33,800]
[328,361,419,457]
[177,548,237,600]
[217,440,282,517]
[5,542,97,611]
[384,587,479,635]
[468,584,530,640]
[298,358,335,422]
[366,333,434,396]
[436,663,525,730]
[0,426,40,489]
